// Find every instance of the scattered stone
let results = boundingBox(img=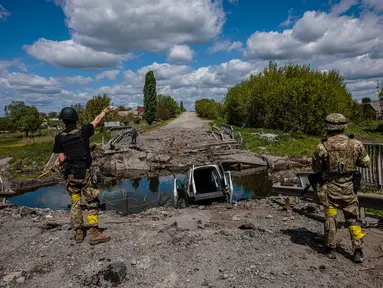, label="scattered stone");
[282,217,289,221]
[16,277,26,284]
[221,274,228,279]
[266,215,273,219]
[232,215,241,221]
[152,216,160,221]
[199,206,205,210]
[156,241,162,246]
[290,216,295,220]
[201,278,210,286]
[170,221,178,227]
[250,265,256,269]
[198,224,205,229]
[238,223,255,230]
[197,219,203,224]
[103,261,127,286]
[319,265,326,272]
[127,256,137,266]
